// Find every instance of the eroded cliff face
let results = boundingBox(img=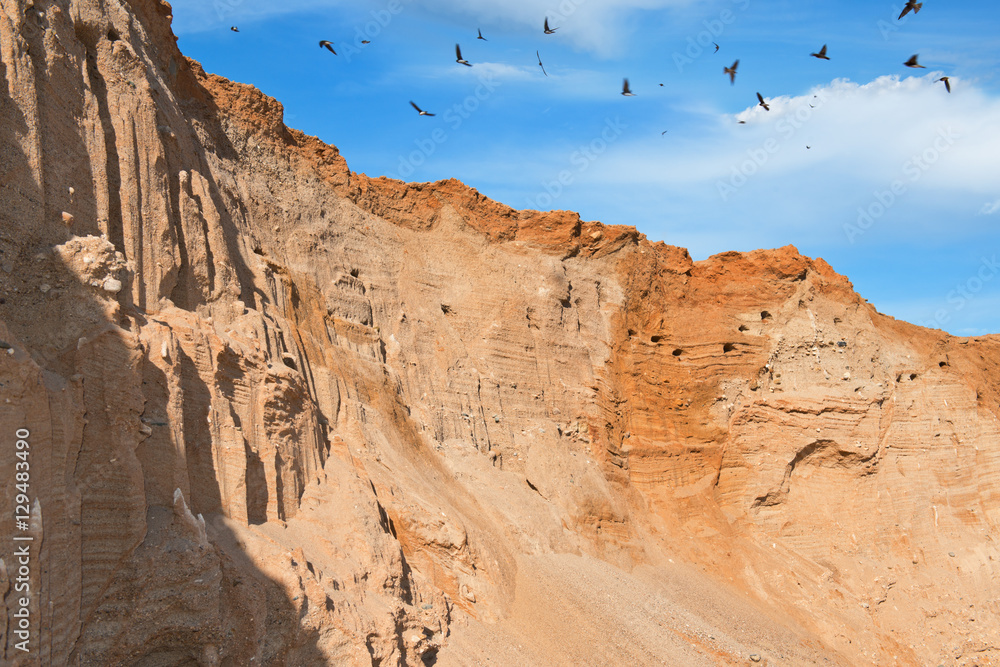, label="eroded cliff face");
[1,1,998,665]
